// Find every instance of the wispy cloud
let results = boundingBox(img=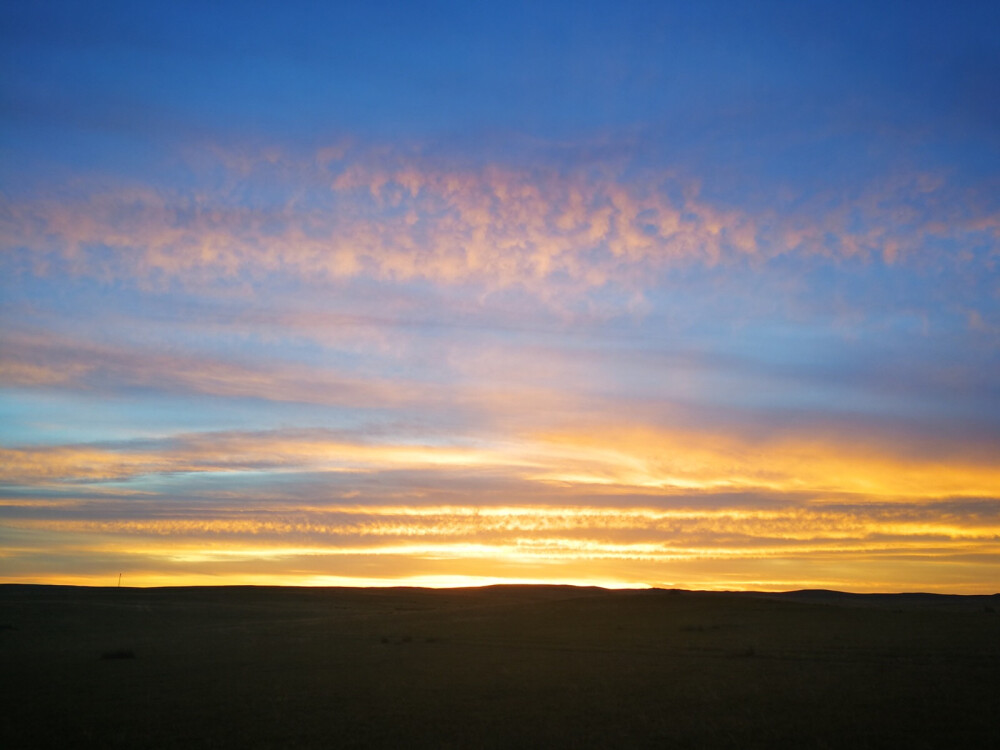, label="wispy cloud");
[0,329,416,405]
[4,421,999,501]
